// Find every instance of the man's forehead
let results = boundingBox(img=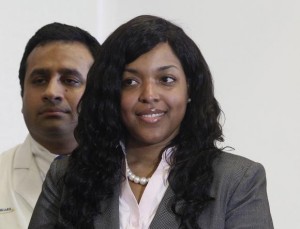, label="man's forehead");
[26,41,93,66]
